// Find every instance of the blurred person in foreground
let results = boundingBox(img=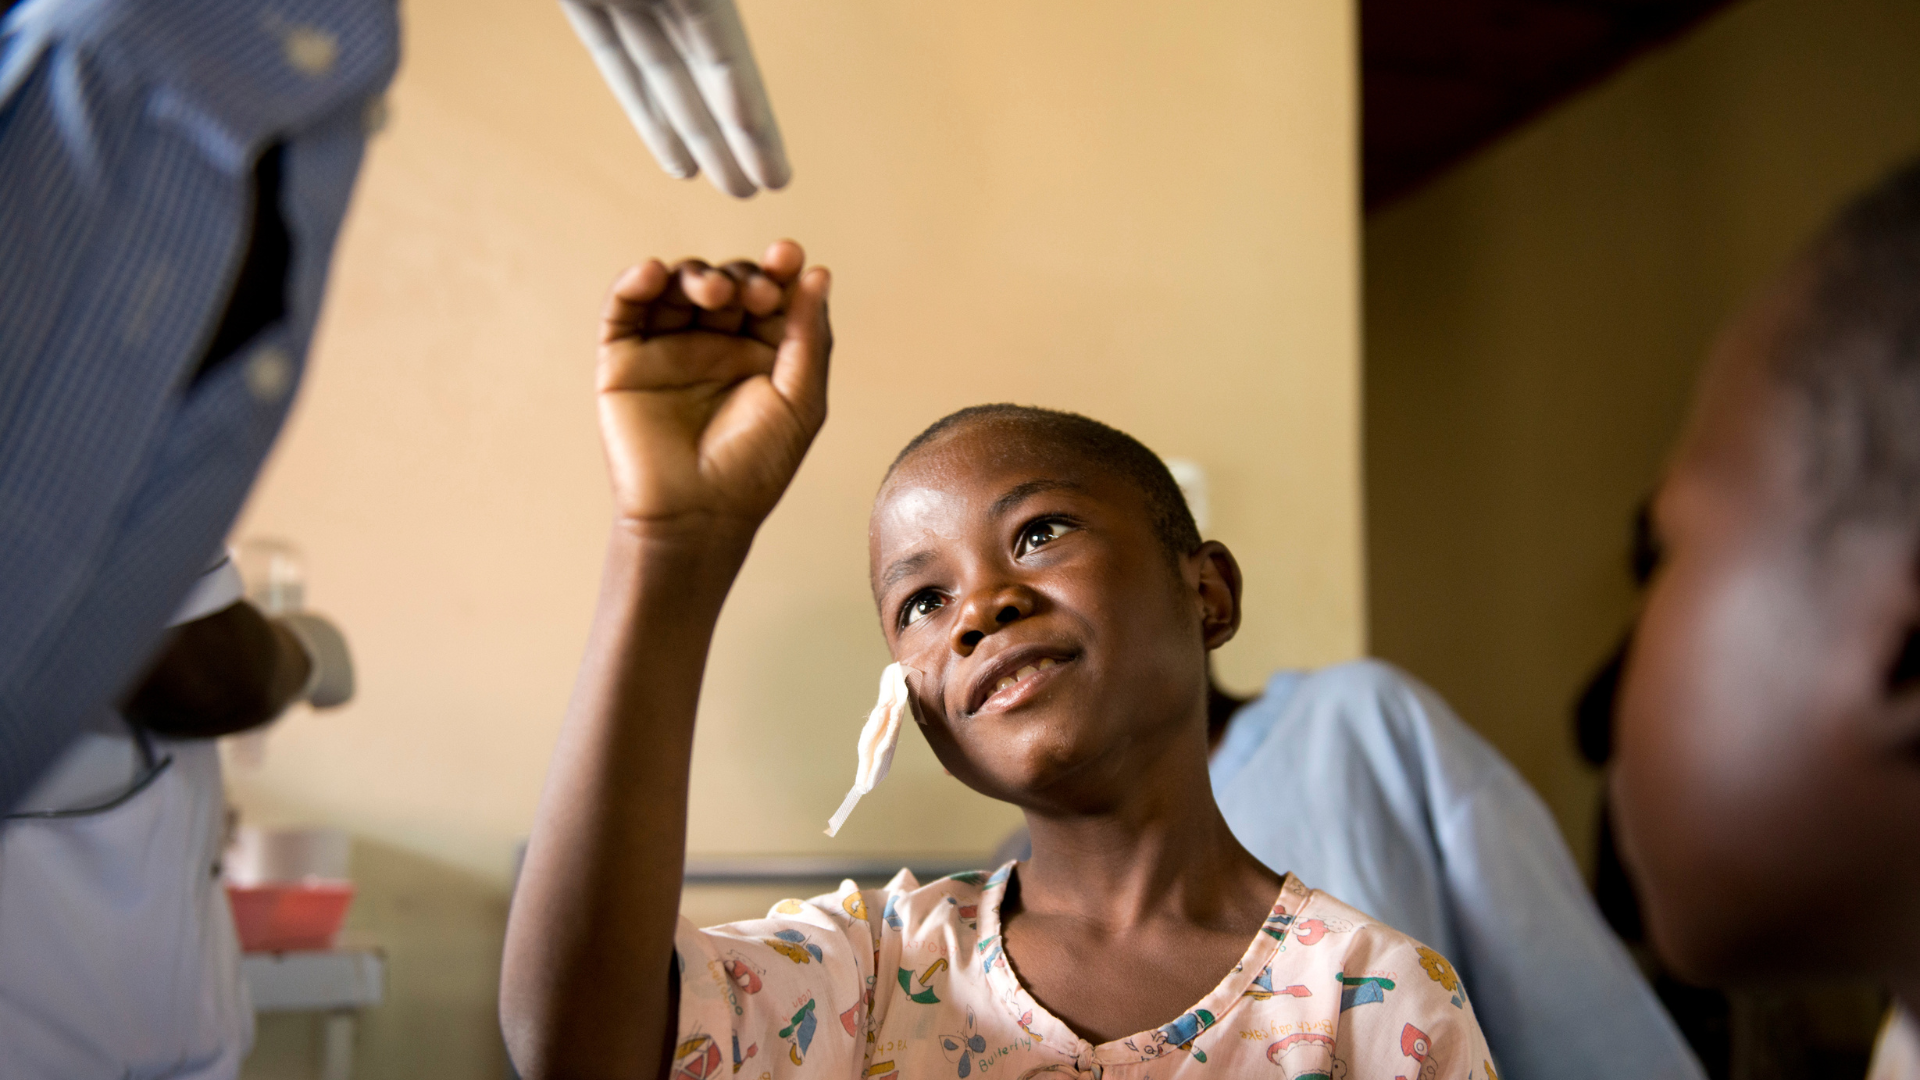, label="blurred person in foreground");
[1608,154,1920,1080]
[0,552,352,1079]
[0,0,787,811]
